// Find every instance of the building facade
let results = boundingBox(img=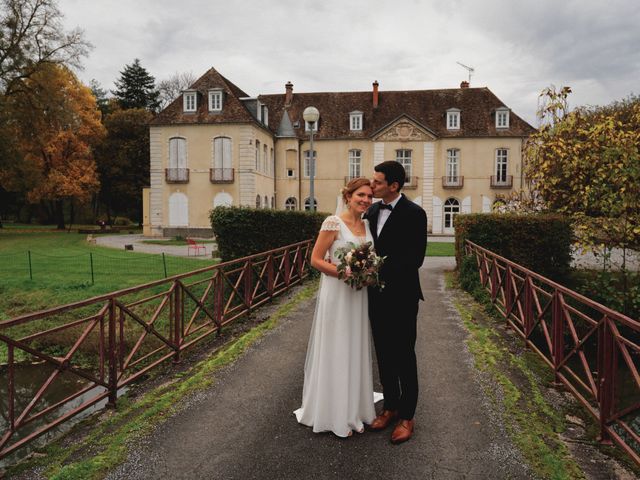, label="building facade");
[147,68,535,237]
